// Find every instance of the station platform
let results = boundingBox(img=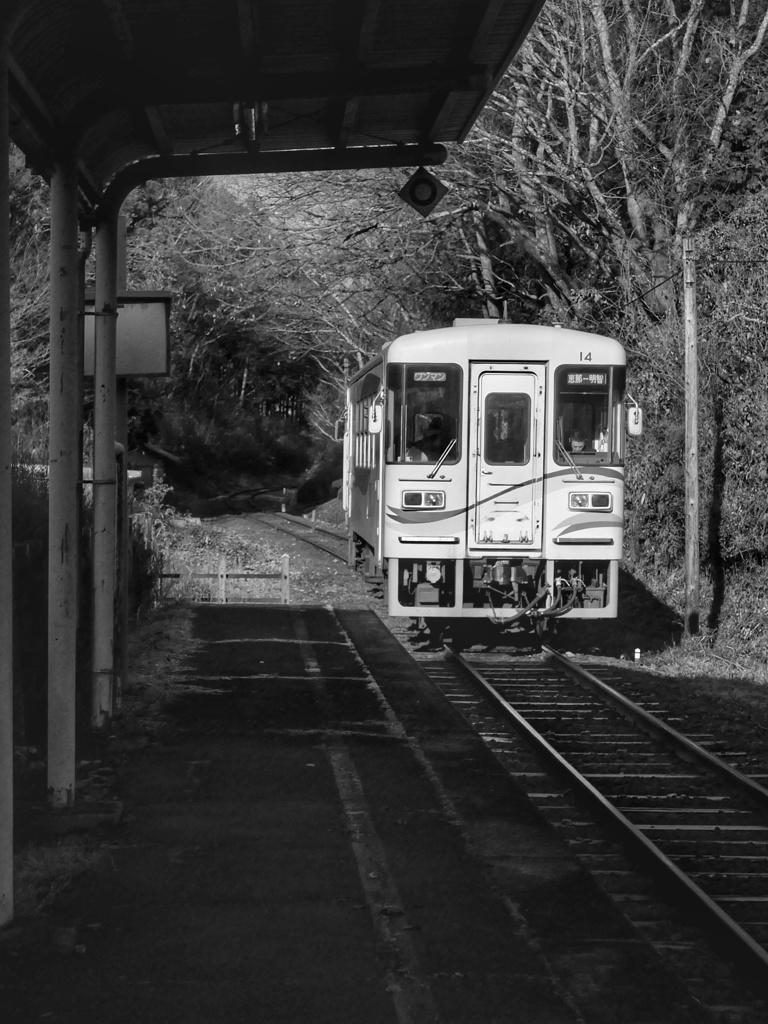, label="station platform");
[3,605,707,1024]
